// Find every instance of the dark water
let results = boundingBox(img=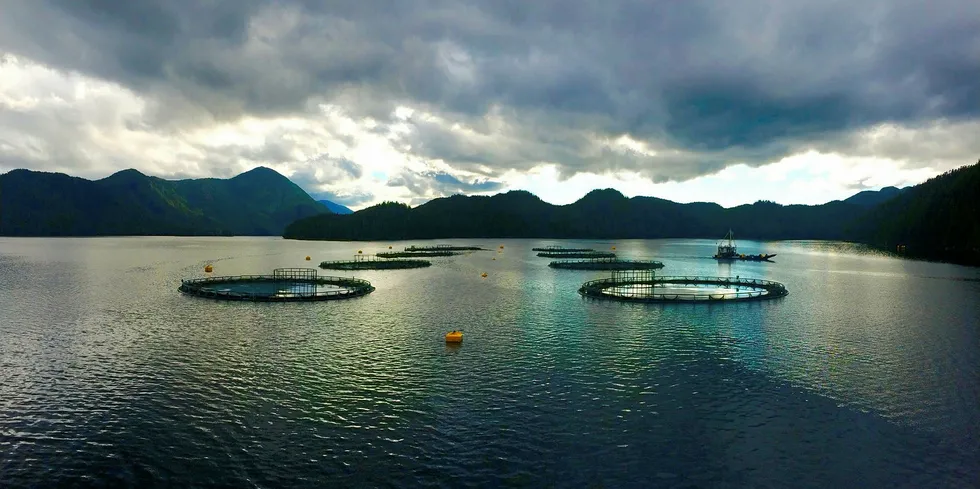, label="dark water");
[1,237,978,488]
